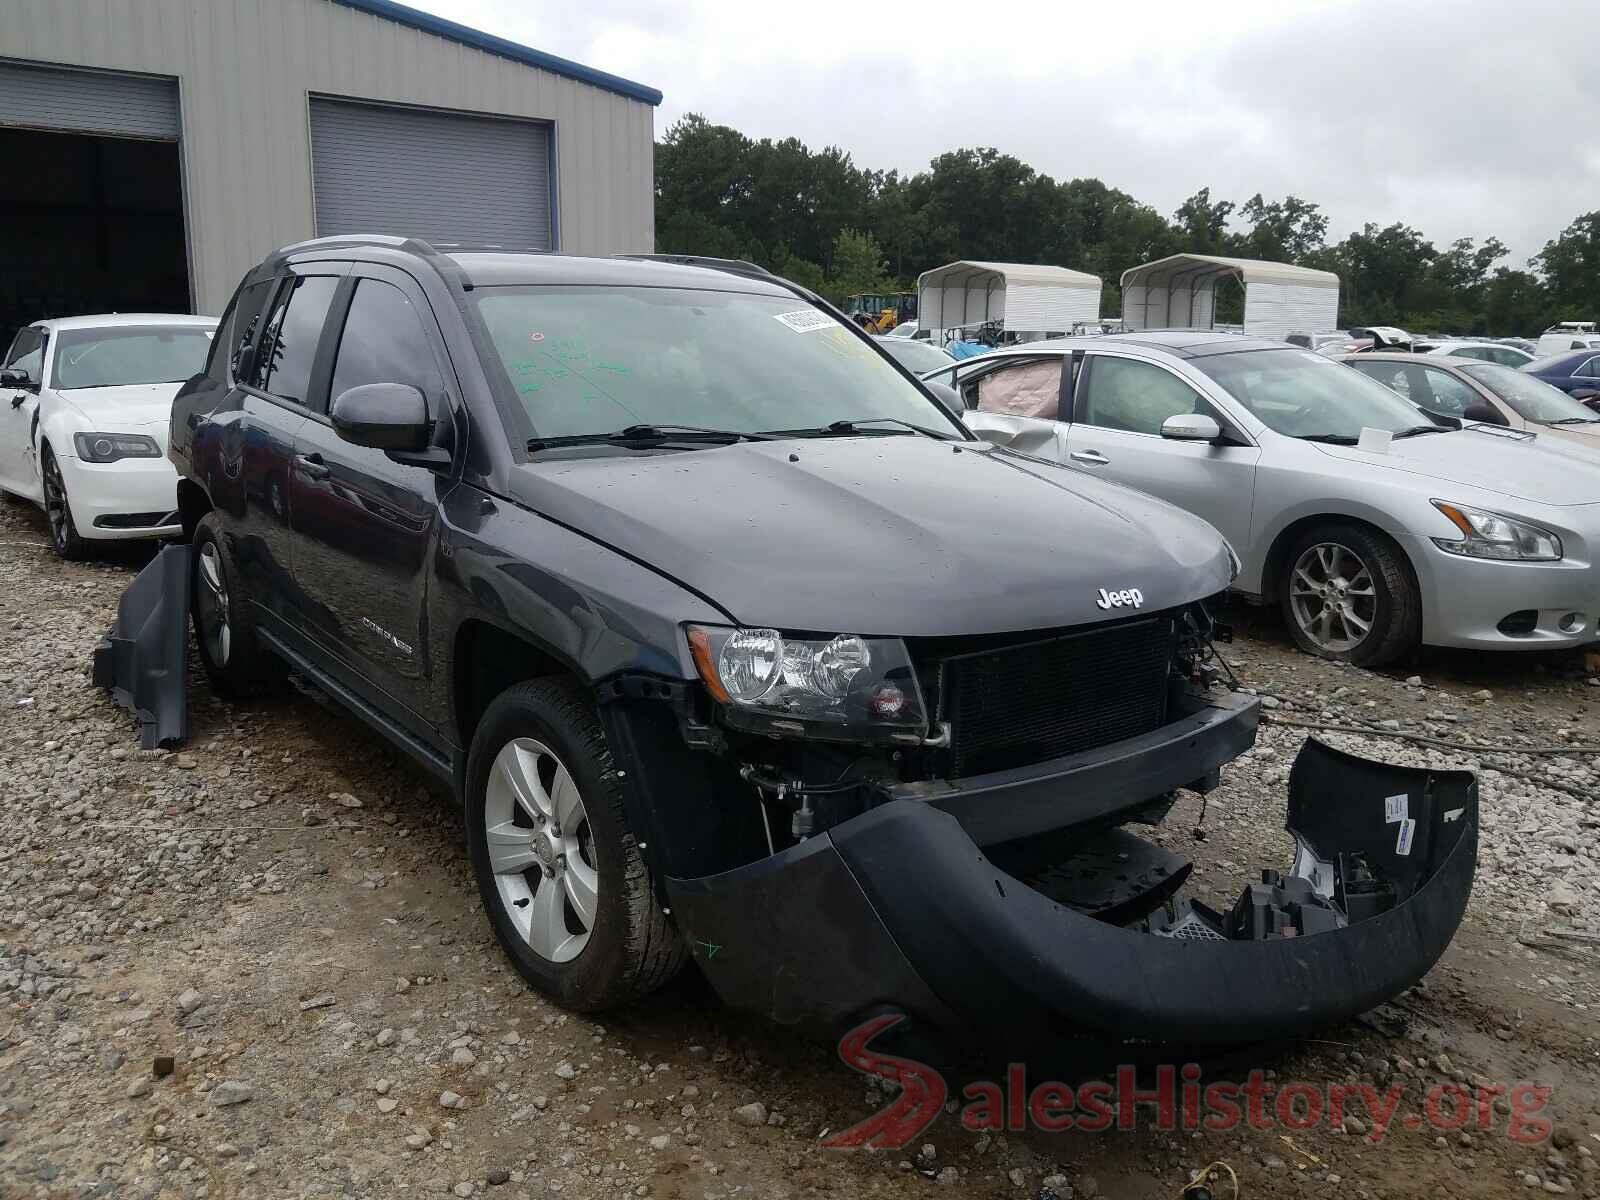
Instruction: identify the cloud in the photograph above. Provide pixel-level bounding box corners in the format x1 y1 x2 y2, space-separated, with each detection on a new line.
419 0 1597 266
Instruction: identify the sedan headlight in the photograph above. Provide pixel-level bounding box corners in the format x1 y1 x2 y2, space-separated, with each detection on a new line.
1431 500 1562 561
73 432 162 463
687 625 928 740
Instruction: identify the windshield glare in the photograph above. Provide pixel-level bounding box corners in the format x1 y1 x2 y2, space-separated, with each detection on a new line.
875 337 954 374
473 286 963 442
1462 362 1599 423
53 326 214 390
1194 347 1430 438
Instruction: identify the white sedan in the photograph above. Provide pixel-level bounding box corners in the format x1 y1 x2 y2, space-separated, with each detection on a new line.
0 314 216 558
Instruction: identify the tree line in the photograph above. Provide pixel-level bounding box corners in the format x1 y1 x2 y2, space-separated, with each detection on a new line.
655 114 1600 335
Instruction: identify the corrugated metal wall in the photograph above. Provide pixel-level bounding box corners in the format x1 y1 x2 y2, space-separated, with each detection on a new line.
0 0 655 315
1243 283 1339 341
0 60 180 139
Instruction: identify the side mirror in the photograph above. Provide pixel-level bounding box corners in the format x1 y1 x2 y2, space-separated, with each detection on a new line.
329 383 431 451
923 380 965 415
1462 401 1508 427
1160 413 1222 442
0 367 31 389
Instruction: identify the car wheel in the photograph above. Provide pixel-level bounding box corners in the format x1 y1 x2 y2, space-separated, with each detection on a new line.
465 679 686 1012
40 445 86 560
1281 523 1419 667
191 512 286 696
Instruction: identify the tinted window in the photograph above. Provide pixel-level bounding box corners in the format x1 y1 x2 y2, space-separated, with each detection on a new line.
1453 346 1492 361
5 327 45 383
330 279 444 402
1079 356 1203 435
52 326 215 389
1350 360 1478 414
258 276 338 405
1460 362 1600 424
249 284 290 390
225 278 278 382
1579 357 1600 380
1286 334 1310 348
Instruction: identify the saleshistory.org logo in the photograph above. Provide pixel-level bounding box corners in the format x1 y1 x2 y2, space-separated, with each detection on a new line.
1095 586 1144 610
821 1016 1555 1150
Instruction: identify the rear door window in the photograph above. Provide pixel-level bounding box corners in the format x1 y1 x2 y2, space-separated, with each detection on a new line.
255 276 339 405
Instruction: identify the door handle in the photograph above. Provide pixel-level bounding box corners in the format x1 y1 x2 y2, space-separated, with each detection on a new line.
1070 449 1109 465
295 452 330 480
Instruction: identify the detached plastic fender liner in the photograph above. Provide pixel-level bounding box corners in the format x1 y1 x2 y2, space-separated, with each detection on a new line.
91 543 190 749
833 739 1476 1047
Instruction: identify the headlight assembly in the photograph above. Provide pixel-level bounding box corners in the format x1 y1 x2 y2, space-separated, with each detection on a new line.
73 432 162 463
1431 500 1562 562
687 625 928 740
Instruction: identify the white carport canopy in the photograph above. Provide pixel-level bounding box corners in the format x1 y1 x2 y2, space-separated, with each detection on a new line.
1119 254 1340 340
917 261 1102 336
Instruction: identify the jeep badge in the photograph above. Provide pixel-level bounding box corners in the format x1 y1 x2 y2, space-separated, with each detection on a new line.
1096 587 1144 610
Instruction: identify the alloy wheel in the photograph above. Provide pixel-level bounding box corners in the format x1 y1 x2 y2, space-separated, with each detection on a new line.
1288 541 1377 653
42 455 68 551
483 737 598 964
196 542 233 666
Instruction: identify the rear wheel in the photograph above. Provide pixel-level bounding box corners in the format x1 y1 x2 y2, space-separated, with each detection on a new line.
40 446 86 560
465 679 685 1011
191 512 285 696
1280 522 1418 667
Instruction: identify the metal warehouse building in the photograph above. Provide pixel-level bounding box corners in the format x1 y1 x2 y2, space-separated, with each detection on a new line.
0 0 660 337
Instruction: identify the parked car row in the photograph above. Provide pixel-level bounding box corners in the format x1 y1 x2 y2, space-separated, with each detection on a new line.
927 332 1600 667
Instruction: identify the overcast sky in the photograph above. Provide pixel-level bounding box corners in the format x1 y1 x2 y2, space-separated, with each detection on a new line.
417 0 1595 268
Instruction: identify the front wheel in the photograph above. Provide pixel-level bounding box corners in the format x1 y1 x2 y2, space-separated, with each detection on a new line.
1280 523 1419 667
465 679 685 1011
40 446 86 560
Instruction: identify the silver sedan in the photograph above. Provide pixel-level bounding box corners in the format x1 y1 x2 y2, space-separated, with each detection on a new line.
925 332 1600 666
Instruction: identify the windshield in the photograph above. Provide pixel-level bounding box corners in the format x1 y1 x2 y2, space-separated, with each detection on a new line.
1193 347 1431 439
473 286 964 443
52 326 215 390
875 337 954 374
1461 362 1600 423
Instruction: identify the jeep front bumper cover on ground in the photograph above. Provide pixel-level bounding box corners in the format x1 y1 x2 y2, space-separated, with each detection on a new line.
90 543 190 750
667 738 1477 1053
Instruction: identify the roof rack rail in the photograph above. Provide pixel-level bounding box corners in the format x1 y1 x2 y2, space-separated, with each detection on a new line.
617 254 774 281
271 233 444 259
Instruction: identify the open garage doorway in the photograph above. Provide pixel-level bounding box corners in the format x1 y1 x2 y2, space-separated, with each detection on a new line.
0 127 190 347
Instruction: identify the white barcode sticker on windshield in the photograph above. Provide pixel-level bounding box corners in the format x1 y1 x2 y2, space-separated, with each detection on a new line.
773 309 834 334
1384 793 1408 824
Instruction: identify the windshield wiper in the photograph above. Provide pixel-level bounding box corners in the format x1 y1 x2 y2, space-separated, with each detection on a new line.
1546 416 1600 425
1393 424 1448 438
1296 433 1359 444
792 417 958 441
527 424 777 453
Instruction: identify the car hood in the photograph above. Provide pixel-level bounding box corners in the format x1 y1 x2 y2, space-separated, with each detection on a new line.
506 437 1235 636
57 383 182 434
1307 426 1600 506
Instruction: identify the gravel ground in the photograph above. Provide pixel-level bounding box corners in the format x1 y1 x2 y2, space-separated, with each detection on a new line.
2 493 1598 1200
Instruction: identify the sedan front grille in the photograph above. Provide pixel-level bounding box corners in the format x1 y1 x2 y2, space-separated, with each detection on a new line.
933 616 1177 777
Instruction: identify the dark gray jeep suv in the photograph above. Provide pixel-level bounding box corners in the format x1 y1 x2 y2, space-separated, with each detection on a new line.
155 236 1475 1056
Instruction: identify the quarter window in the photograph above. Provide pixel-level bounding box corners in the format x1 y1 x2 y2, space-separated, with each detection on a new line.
223 278 279 382
1078 356 1206 435
1577 357 1600 380
329 279 444 403
255 276 338 405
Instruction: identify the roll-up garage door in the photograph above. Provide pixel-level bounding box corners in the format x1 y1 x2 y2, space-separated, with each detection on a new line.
309 98 552 248
0 61 179 140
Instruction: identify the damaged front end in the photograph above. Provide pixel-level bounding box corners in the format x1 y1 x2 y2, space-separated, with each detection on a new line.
604 605 1477 1054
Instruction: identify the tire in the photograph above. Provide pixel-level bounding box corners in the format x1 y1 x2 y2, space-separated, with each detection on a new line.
465 679 685 1011
1280 522 1419 668
191 512 286 696
40 445 87 560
